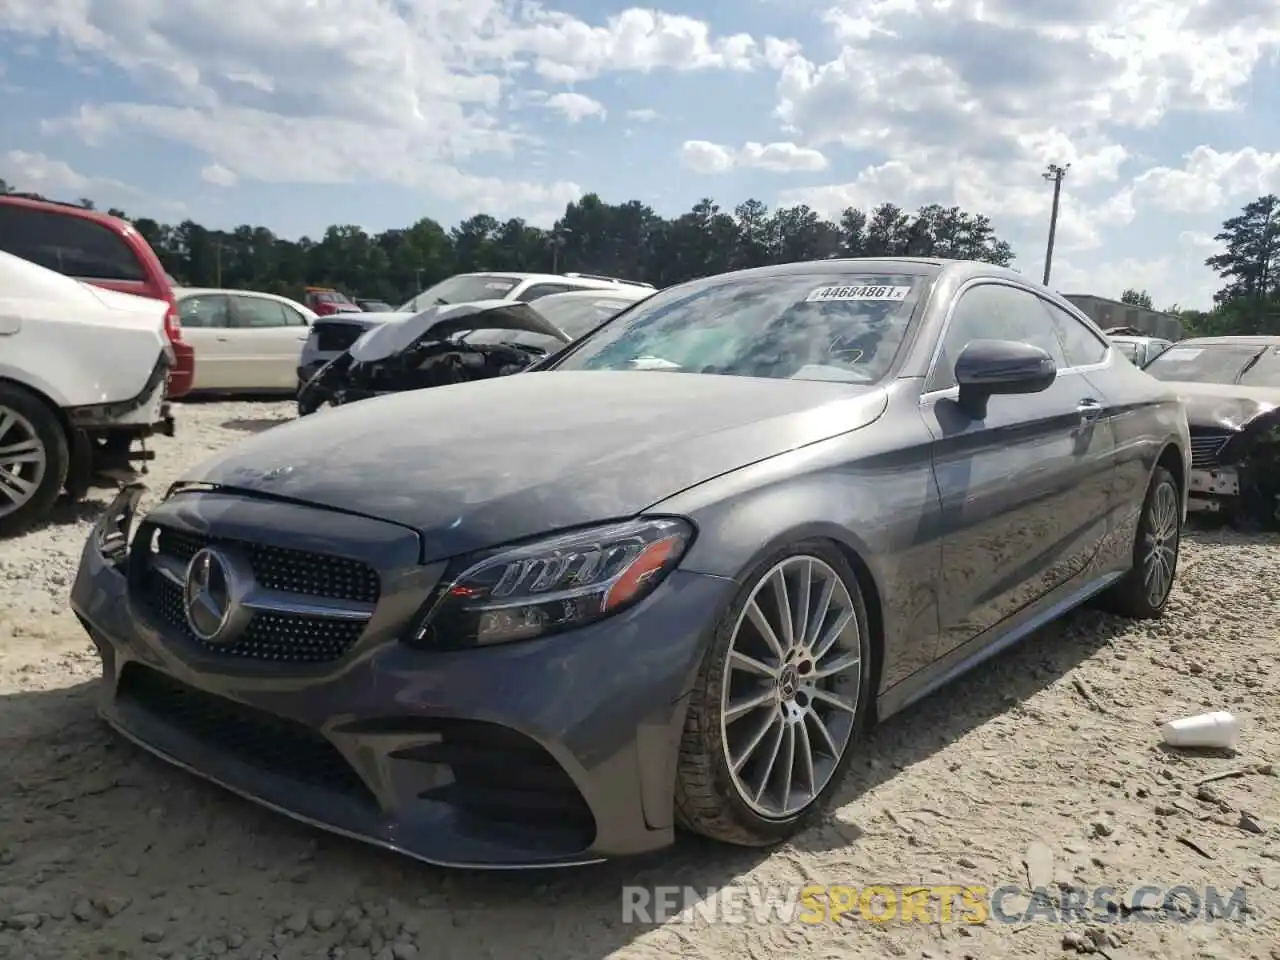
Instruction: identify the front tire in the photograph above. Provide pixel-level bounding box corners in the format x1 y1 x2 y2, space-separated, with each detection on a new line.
0 384 69 538
1100 465 1180 619
674 541 873 846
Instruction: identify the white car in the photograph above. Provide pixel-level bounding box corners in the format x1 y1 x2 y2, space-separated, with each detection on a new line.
0 250 175 536
175 288 318 392
394 271 654 316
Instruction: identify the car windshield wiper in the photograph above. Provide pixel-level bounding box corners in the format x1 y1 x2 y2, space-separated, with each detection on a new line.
1234 349 1267 383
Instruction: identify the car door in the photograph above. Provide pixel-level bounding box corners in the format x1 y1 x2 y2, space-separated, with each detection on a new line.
226 295 310 389
921 280 1117 658
177 294 235 390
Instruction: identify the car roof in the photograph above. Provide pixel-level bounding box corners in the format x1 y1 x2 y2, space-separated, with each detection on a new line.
0 194 130 228
455 271 652 291
680 256 1016 285
534 287 651 303
1177 335 1280 347
175 287 311 309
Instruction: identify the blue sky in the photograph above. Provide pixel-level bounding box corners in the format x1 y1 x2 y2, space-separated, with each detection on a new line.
3 0 1279 309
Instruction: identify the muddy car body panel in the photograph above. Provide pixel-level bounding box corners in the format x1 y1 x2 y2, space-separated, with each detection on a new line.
71 258 1189 868
1141 336 1280 525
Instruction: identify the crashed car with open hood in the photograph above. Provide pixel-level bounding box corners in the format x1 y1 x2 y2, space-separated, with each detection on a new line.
296 288 647 414
1140 335 1280 527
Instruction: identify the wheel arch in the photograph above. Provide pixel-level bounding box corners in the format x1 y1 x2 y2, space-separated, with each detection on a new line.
708 520 888 728
1156 440 1185 494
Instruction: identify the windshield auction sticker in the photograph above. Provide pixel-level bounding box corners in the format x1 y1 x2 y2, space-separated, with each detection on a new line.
805 285 911 302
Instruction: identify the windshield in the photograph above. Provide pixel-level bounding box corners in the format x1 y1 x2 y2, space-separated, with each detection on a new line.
396 274 519 312
550 272 925 383
1143 343 1271 385
1240 346 1280 387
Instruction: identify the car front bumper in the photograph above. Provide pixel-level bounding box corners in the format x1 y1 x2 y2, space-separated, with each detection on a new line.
70 488 733 868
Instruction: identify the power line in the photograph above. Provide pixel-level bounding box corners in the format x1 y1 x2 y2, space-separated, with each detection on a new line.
1042 163 1070 286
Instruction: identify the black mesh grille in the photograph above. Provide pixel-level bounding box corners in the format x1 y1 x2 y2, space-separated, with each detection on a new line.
156 528 379 605
145 573 367 662
116 663 376 806
314 323 367 353
137 525 378 664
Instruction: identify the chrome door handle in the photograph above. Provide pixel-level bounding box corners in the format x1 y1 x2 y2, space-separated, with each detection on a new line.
1077 398 1103 421
215 336 230 342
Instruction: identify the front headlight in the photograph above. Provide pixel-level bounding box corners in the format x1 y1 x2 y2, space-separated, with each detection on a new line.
412 517 693 649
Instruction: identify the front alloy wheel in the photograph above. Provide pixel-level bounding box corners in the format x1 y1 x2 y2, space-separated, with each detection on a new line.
675 542 872 846
1142 476 1179 609
1099 464 1181 619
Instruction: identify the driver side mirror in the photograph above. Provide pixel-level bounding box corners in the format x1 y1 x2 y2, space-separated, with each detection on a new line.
954 339 1056 419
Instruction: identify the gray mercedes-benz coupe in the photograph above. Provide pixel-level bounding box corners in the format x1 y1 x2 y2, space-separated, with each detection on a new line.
71 258 1190 868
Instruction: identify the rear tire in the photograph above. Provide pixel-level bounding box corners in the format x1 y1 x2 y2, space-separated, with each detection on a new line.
0 383 70 538
1099 465 1180 619
674 541 872 846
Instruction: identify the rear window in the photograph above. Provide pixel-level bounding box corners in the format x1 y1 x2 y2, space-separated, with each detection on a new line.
1143 344 1266 385
553 273 925 383
397 274 520 311
0 204 145 282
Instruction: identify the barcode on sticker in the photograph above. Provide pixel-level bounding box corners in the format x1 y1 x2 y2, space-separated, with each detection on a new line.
805 285 910 302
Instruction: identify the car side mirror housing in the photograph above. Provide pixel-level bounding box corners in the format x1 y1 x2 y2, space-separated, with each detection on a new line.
954 339 1057 418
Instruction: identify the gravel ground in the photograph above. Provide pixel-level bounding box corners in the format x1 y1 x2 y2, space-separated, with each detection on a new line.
1 399 1278 960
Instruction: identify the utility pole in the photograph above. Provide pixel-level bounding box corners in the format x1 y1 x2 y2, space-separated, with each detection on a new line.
1042 162 1069 286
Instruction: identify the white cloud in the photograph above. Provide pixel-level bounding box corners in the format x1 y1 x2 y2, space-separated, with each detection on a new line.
770 0 1280 306
200 163 237 188
1 0 788 215
1131 146 1280 213
679 140 828 174
626 108 660 122
0 149 135 197
543 92 606 123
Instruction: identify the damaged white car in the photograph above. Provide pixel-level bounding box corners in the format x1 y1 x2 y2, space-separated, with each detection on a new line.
0 251 175 536
1141 335 1280 529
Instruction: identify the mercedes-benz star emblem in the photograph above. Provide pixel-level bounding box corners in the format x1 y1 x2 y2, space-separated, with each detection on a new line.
184 547 235 642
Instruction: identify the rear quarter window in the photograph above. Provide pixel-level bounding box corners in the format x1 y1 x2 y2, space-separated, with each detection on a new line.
0 204 146 282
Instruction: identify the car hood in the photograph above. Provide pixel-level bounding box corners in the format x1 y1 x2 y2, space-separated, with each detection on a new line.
348 300 565 362
1166 381 1280 431
182 371 889 562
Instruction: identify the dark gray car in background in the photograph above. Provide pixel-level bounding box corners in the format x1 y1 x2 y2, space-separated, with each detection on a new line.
71 258 1190 868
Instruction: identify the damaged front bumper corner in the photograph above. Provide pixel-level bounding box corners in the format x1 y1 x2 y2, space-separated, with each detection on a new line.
1187 415 1280 525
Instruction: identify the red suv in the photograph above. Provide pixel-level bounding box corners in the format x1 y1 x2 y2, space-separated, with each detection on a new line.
0 196 195 397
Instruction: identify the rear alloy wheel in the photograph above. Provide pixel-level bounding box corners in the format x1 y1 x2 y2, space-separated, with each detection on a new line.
1100 465 1180 619
0 384 69 537
675 542 872 846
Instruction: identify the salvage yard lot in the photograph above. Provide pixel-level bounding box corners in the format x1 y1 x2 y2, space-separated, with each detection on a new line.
1 401 1278 960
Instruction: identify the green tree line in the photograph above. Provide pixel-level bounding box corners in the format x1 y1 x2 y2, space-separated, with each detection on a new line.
2 177 1274 336
0 178 1013 299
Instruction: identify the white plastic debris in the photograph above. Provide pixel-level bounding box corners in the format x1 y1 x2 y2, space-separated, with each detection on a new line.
1159 711 1240 750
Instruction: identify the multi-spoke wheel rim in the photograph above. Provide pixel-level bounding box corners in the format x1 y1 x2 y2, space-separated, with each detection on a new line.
1143 480 1179 607
720 555 862 819
0 406 46 519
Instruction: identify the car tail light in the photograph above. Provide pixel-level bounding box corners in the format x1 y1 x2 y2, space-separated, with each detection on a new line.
163 301 183 341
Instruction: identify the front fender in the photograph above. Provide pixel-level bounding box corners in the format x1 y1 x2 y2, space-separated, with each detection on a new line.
650 412 943 693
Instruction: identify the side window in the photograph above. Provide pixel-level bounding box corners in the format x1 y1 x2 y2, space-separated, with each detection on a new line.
178 295 230 328
1040 300 1108 367
0 205 146 282
515 283 575 302
928 284 1066 392
231 295 288 328
280 304 308 326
